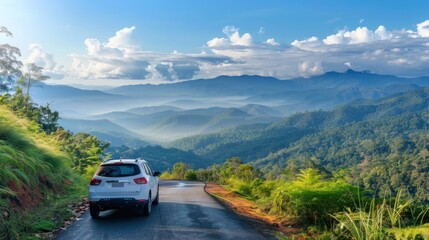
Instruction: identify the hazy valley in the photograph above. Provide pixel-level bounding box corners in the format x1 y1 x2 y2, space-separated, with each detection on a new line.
31 70 429 145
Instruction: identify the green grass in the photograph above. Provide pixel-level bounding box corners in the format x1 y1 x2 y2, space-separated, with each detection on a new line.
390 224 429 239
0 105 84 239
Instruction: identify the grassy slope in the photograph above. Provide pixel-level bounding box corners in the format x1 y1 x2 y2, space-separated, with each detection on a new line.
0 105 85 239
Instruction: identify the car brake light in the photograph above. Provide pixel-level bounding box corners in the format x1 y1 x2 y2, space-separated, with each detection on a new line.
90 178 102 186
114 162 123 164
133 177 147 184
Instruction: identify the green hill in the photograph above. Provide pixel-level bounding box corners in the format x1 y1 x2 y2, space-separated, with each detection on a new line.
0 105 84 238
59 118 149 147
170 88 429 201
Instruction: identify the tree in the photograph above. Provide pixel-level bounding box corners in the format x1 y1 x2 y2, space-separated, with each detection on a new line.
0 26 22 92
39 104 60 134
171 162 188 179
63 132 110 173
18 63 49 98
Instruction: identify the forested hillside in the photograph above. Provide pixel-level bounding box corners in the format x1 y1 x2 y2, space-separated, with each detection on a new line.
0 93 108 238
108 145 207 171
171 88 429 201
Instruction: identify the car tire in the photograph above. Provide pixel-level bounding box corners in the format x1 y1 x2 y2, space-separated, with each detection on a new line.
90 204 100 218
143 194 151 216
153 187 159 206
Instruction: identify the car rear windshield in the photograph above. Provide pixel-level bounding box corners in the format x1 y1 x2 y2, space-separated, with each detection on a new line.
95 164 141 177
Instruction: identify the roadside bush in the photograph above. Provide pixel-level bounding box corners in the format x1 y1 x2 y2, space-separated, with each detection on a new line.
184 170 198 181
159 171 172 179
270 169 363 226
250 179 278 198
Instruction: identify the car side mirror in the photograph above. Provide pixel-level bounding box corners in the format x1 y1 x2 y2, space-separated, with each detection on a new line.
153 171 161 177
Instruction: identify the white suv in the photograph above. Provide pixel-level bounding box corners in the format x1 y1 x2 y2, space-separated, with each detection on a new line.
88 158 160 218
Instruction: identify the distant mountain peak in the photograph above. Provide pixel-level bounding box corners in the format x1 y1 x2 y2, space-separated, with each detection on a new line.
324 69 370 76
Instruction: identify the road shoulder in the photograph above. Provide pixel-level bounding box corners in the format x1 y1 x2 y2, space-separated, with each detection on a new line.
204 182 302 239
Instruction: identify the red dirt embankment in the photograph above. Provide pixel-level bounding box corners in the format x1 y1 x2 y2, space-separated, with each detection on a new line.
204 183 302 237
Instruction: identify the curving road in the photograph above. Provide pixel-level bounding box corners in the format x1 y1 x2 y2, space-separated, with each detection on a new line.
55 180 270 240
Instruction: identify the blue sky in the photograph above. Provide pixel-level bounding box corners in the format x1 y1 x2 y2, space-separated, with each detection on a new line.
1 0 429 86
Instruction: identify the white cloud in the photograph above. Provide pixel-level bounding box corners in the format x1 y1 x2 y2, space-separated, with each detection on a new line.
389 58 410 65
222 25 252 46
291 36 320 51
65 20 429 84
25 44 64 79
344 62 352 68
323 26 392 45
106 26 138 51
69 27 219 81
206 25 254 58
298 61 324 77
265 38 280 46
259 27 265 34
417 20 429 37
207 37 229 48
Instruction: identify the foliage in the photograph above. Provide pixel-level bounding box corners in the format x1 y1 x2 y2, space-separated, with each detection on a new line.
268 169 364 226
0 104 81 239
108 145 206 172
5 87 61 134
183 157 429 237
0 26 22 92
330 190 422 240
17 63 49 97
160 162 198 180
184 170 198 181
63 132 110 175
172 88 429 202
0 27 110 239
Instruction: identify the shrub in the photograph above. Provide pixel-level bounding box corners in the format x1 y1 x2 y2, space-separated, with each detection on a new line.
184 170 198 181
270 169 363 226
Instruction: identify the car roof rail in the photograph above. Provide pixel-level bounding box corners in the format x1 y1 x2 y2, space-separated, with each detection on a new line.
103 158 118 163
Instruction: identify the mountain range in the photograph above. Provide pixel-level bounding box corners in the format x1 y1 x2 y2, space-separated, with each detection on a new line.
167 88 429 200
31 70 429 144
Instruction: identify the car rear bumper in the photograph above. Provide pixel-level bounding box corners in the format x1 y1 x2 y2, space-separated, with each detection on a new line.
90 198 147 210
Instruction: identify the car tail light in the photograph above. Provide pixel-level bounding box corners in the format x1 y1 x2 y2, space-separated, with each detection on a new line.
114 162 123 164
133 177 147 184
90 178 102 186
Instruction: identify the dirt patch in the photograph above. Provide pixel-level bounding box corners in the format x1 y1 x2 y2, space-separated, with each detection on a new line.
54 197 89 232
42 197 89 239
204 183 302 238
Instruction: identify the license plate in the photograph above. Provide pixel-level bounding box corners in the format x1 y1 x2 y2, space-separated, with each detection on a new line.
112 182 124 187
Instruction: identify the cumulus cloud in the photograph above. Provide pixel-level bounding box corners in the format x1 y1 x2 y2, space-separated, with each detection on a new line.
265 38 280 46
206 26 255 58
417 20 429 37
291 36 321 51
25 44 64 79
69 26 214 81
298 61 324 77
67 20 429 83
106 26 138 51
322 26 392 45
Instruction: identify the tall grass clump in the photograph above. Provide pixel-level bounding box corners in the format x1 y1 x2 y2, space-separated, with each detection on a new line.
269 168 365 227
331 189 428 240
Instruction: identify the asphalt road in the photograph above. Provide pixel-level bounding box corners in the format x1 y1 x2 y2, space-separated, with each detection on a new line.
55 180 269 240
